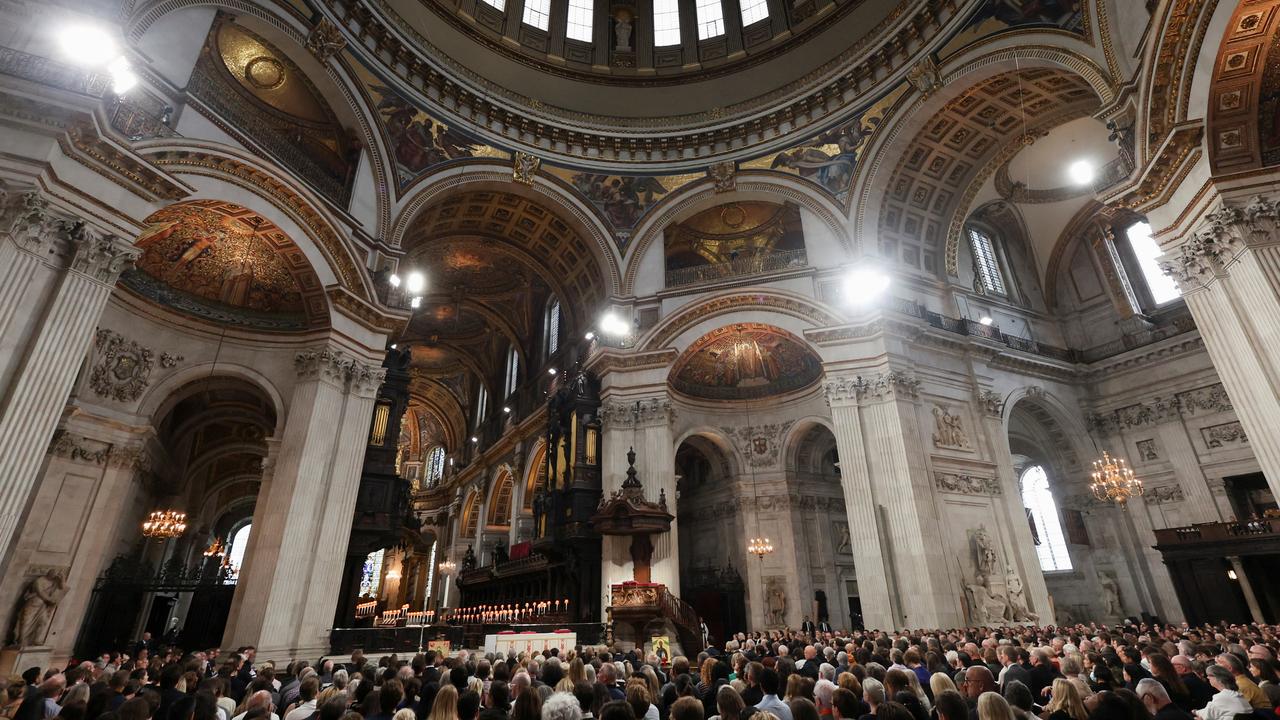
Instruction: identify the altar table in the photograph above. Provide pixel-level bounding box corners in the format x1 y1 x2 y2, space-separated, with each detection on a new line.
484 631 577 655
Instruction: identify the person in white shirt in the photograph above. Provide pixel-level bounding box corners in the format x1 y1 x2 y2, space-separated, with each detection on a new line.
232 690 281 720
283 678 320 720
1196 666 1252 720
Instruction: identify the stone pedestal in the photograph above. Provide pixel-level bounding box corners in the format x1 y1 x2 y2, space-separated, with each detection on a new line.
0 645 52 679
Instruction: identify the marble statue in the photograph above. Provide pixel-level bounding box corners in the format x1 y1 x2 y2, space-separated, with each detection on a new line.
933 406 970 448
614 16 633 52
1004 567 1039 623
972 525 998 581
966 576 1011 625
765 579 787 626
11 568 67 647
1100 573 1123 618
462 544 477 572
835 523 851 554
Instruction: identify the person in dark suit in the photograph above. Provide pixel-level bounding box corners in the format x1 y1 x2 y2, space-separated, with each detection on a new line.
1135 678 1194 720
998 647 1031 692
801 617 816 636
818 620 832 634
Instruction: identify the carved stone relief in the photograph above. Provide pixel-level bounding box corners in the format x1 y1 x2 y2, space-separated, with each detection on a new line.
721 420 795 469
1087 383 1233 434
764 576 787 626
1202 421 1247 448
931 405 970 449
1135 439 1159 461
1143 484 1185 505
89 329 183 403
934 472 1001 496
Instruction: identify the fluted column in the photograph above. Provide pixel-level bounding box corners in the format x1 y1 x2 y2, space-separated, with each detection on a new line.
598 396 677 616
0 197 139 572
224 347 384 659
823 375 893 630
1163 195 1280 502
1154 421 1220 522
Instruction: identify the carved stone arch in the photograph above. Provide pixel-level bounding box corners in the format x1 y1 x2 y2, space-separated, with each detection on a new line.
486 465 516 529
140 143 375 304
141 362 286 437
126 0 395 236
621 173 851 295
852 45 1114 277
388 162 620 297
637 288 843 354
781 416 838 476
460 487 484 538
1002 386 1094 482
521 440 549 513
1042 200 1145 309
672 427 742 494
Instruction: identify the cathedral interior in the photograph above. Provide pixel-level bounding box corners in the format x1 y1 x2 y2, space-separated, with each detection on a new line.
2 0 1280 666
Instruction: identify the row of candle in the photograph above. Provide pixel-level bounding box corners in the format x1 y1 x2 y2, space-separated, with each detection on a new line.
447 599 571 624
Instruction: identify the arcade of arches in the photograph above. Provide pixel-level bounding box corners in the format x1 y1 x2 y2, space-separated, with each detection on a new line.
4 0 1280 667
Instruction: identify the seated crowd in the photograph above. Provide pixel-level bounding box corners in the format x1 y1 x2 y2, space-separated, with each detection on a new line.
4 623 1279 720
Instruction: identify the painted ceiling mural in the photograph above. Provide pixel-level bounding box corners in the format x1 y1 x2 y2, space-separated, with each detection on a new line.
342 0 1084 249
669 323 823 401
664 201 806 284
125 200 327 330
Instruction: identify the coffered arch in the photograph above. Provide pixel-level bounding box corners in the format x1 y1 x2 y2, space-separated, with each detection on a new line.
852 47 1113 278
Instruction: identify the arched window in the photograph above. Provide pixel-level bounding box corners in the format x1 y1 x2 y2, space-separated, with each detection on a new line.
425 446 446 487
545 298 561 358
479 0 504 10
653 0 681 46
523 0 550 30
504 346 519 397
1124 221 1181 306
739 0 769 24
968 227 1008 296
696 0 725 39
1020 465 1072 571
227 523 251 581
474 385 489 429
566 0 593 41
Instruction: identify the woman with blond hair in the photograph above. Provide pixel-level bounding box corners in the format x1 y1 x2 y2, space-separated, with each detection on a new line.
976 693 1016 720
429 685 460 720
929 674 958 699
1040 680 1086 720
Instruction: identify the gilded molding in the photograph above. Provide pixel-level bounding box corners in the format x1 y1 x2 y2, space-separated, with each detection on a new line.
306 17 347 61
511 152 540 186
641 291 842 352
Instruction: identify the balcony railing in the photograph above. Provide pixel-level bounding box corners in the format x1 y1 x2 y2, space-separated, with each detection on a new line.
665 248 808 288
1154 518 1280 545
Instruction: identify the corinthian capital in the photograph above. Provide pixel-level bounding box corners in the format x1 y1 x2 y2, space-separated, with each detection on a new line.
296 347 353 386
349 360 388 397
824 370 920 406
67 222 140 284
2 189 64 255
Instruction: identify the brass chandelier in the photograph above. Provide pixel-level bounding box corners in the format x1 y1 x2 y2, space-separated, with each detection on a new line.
748 536 774 558
142 510 187 539
1090 451 1143 505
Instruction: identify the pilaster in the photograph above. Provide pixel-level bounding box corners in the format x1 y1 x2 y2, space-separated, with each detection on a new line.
0 210 139 573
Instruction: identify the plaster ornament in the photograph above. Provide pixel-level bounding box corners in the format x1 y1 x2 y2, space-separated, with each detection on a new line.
512 151 541 185
306 17 347 61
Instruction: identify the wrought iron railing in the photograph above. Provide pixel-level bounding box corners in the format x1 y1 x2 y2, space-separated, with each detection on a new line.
1154 518 1280 545
665 249 808 288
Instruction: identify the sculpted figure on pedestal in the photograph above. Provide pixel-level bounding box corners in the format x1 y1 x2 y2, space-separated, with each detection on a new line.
11 568 67 647
765 579 787 626
1004 567 1038 623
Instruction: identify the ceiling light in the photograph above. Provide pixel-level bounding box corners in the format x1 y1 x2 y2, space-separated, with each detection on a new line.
107 57 137 94
584 331 595 341
471 436 478 443
389 273 401 288
979 316 993 326
410 296 421 308
548 368 557 376
390 343 398 349
59 25 118 66
405 271 425 294
503 406 511 414
599 312 631 337
1068 159 1095 185
843 266 891 306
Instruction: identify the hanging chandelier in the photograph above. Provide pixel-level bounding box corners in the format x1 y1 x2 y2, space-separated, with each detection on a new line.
438 558 457 576
747 536 774 559
142 510 187 539
1090 451 1143 505
203 536 226 557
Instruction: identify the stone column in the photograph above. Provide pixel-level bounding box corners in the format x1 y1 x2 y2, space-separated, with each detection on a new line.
224 347 384 660
1162 195 1280 502
1226 555 1264 623
823 375 893 630
0 200 139 572
598 397 678 614
1153 420 1220 522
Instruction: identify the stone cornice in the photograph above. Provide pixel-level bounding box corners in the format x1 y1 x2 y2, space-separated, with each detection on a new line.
1085 382 1232 435
322 0 967 170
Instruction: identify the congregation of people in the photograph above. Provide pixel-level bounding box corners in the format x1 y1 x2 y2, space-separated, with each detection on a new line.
4 622 1279 720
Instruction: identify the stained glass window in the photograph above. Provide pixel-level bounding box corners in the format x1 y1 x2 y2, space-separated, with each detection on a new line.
359 548 386 597
968 228 1007 295
425 446 445 487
